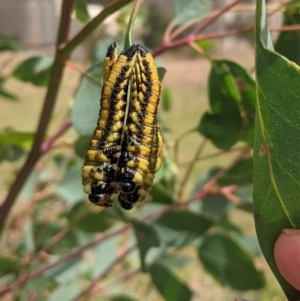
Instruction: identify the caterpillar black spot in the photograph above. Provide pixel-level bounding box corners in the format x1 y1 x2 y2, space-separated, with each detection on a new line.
82 44 138 207
82 43 163 209
118 45 163 209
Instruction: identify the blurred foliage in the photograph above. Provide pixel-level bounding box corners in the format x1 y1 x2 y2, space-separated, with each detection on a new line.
0 0 297 300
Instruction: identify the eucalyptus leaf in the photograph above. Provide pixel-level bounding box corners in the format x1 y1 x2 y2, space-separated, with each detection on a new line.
162 87 172 112
173 0 211 26
12 56 53 87
0 35 24 51
48 281 81 301
74 0 90 22
0 143 24 162
254 0 300 299
150 263 193 301
131 220 160 271
66 203 114 233
0 130 34 145
198 232 265 290
93 236 118 278
0 79 17 100
110 295 138 301
54 160 85 205
74 135 91 159
218 158 253 186
197 60 256 149
0 254 20 274
71 62 103 135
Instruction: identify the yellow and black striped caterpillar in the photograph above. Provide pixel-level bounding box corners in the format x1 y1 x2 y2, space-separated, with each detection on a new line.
81 43 163 210
118 46 163 209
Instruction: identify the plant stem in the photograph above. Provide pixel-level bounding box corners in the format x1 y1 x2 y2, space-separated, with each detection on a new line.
0 224 131 297
70 244 136 301
177 139 207 201
0 0 75 232
152 0 244 57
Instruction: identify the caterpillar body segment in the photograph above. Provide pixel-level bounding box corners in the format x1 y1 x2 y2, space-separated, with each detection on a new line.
82 43 163 209
117 46 163 209
103 42 118 83
82 44 138 207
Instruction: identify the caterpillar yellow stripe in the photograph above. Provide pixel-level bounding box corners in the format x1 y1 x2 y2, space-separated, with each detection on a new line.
82 44 138 207
81 43 163 210
118 45 163 209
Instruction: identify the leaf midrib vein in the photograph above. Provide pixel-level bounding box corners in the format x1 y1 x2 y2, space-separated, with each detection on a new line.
256 85 296 228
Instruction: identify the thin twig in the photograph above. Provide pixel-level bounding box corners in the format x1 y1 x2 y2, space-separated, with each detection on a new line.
152 0 244 57
177 139 207 201
0 0 75 232
70 245 136 301
41 120 72 154
0 224 131 297
178 146 246 167
0 0 134 232
90 268 139 299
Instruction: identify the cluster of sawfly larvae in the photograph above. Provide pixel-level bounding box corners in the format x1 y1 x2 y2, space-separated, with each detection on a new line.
82 43 163 210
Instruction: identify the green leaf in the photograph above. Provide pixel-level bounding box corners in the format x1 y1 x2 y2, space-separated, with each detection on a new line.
274 1 300 64
197 60 256 149
157 66 167 81
155 209 213 236
0 35 24 51
48 282 81 301
162 87 172 112
93 236 118 277
0 79 18 100
254 0 300 299
54 160 86 205
198 232 265 290
0 130 34 145
16 276 52 301
0 143 24 162
0 254 20 274
151 157 177 205
34 222 79 254
150 263 193 301
74 135 91 158
197 194 233 218
218 158 253 186
159 254 191 269
12 56 53 87
110 295 138 301
45 256 81 282
154 210 214 248
66 203 114 233
150 184 174 205
173 0 211 26
131 220 160 271
74 0 90 22
71 62 103 135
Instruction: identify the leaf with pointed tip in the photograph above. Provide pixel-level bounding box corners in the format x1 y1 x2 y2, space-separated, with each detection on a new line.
12 56 53 87
0 35 24 51
71 62 103 135
131 220 160 271
254 0 300 299
74 0 90 22
0 254 20 274
150 263 193 301
198 233 265 290
197 60 255 149
173 0 211 26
